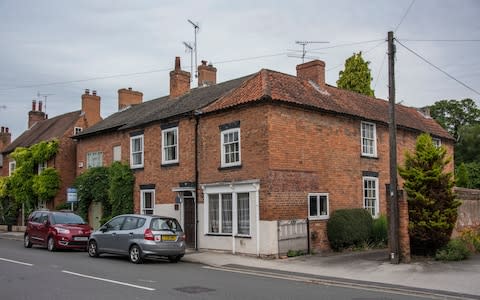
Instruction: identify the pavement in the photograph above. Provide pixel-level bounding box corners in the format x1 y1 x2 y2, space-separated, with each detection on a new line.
2 230 479 299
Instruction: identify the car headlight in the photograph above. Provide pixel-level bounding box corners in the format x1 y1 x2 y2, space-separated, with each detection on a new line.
55 227 70 234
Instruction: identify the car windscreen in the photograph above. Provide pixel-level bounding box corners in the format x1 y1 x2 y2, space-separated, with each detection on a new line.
150 218 182 232
51 213 86 225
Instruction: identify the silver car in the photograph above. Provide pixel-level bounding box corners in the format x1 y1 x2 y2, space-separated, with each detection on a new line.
87 214 186 264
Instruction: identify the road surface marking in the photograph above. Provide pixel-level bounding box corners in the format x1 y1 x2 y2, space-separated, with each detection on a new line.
0 257 33 266
62 270 155 291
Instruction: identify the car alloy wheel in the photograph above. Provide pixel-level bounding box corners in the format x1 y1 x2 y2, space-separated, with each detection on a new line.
47 237 56 252
129 245 143 264
88 240 99 257
24 234 32 248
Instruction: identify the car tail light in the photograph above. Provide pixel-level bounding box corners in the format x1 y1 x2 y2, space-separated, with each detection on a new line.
144 228 154 241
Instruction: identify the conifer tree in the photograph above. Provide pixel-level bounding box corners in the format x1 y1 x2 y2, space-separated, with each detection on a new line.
337 52 375 97
398 134 460 254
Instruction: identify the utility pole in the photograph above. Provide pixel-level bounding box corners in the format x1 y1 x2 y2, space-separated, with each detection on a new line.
388 31 400 264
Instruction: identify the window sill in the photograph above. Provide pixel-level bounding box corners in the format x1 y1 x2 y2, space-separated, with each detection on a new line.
161 162 179 168
205 233 252 238
130 166 144 171
218 164 242 171
360 155 378 160
308 216 329 221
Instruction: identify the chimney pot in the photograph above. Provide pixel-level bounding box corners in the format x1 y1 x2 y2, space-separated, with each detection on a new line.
128 87 132 91
85 89 90 95
38 100 43 112
92 90 97 96
32 100 37 111
170 57 191 99
202 60 207 66
5 127 9 133
175 56 181 70
1 126 4 133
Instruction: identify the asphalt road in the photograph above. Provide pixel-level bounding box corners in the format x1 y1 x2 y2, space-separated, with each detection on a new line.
0 239 436 300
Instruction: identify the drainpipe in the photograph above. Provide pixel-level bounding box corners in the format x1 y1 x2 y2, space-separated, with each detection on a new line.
254 183 260 257
194 110 202 251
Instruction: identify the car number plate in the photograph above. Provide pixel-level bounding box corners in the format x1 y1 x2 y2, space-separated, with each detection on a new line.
161 235 177 241
74 236 88 241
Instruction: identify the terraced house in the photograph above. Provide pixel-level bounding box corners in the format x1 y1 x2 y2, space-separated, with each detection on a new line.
1 92 102 210
74 57 452 256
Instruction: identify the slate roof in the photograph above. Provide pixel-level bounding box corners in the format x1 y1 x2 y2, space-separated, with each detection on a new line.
2 110 81 154
75 67 452 141
75 74 254 138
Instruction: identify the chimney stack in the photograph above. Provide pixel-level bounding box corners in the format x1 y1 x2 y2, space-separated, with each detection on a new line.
38 100 43 112
81 89 102 127
169 56 191 99
28 99 46 128
296 60 326 88
0 126 12 155
118 87 143 111
198 60 217 87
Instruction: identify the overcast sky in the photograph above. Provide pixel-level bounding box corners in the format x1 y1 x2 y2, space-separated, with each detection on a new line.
1 0 479 139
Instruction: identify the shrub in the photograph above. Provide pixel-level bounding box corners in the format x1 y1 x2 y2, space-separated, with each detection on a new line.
460 228 480 253
371 215 388 245
327 208 373 251
435 238 470 261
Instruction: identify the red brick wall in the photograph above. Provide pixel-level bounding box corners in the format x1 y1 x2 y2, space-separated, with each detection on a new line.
76 118 197 214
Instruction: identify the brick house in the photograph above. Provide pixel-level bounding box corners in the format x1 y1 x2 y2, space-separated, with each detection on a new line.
1 91 102 211
74 57 453 256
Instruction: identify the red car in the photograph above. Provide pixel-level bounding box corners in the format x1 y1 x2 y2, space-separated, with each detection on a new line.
24 210 92 251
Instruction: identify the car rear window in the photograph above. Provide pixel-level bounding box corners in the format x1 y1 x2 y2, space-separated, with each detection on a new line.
51 213 86 225
150 218 182 232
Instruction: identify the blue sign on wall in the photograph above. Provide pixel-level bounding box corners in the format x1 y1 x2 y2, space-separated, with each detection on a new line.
67 187 78 203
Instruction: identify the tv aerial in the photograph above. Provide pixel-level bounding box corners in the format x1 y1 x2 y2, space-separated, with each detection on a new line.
288 41 329 63
187 19 200 79
37 91 55 114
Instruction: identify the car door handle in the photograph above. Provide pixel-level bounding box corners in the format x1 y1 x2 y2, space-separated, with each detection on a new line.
129 232 134 235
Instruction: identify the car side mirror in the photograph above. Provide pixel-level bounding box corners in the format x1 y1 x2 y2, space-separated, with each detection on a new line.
99 225 108 233
43 220 49 226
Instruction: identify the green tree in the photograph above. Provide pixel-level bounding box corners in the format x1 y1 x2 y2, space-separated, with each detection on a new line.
108 162 134 217
455 124 480 164
337 52 375 97
461 162 480 189
32 168 61 202
74 167 111 223
398 133 460 255
429 99 480 141
455 163 469 188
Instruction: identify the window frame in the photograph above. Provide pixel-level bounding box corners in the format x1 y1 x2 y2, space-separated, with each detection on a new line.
363 176 379 217
162 127 179 164
8 160 16 176
432 138 442 148
86 151 103 169
113 145 121 162
37 161 47 174
74 127 83 135
140 189 155 215
308 193 329 220
130 134 144 169
205 191 251 236
361 121 377 157
220 128 241 168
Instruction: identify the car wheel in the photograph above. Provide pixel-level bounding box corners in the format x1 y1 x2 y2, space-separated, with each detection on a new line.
88 240 99 257
47 236 56 252
129 245 143 264
168 255 182 263
24 234 32 248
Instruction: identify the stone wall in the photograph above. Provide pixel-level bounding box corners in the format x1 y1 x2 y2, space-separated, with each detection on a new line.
453 187 480 236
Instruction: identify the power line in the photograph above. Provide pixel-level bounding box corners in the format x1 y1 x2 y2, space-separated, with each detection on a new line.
213 52 288 65
396 39 480 96
397 39 480 42
0 67 172 91
309 39 384 52
394 0 416 33
326 41 386 72
374 52 387 90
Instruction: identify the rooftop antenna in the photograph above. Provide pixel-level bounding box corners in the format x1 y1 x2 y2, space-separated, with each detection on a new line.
290 41 329 63
37 91 55 114
187 19 200 79
183 41 194 82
